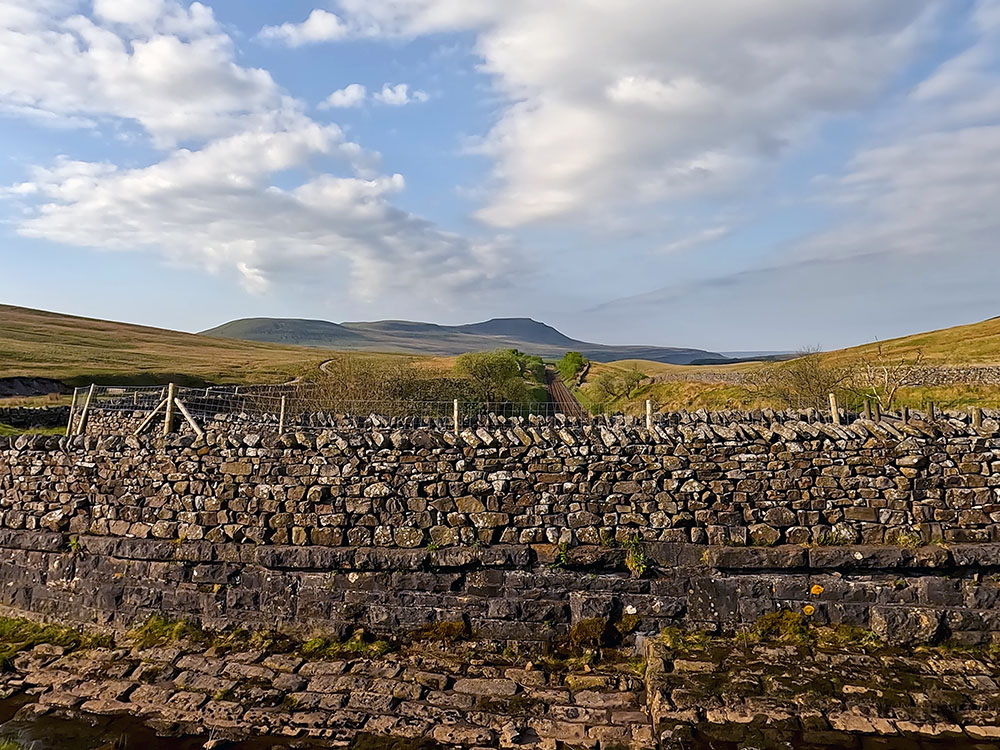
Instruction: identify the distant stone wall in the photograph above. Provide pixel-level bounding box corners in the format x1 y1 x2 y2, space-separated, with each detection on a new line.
655 364 1000 388
0 406 68 429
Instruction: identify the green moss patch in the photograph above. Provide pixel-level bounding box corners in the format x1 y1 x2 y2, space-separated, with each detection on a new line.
0 616 101 671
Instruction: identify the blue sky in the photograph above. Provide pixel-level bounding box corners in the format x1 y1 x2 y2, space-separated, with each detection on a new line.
1 0 999 352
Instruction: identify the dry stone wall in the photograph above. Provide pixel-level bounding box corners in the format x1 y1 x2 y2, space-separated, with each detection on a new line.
2 413 1000 648
0 406 68 429
9 410 1000 548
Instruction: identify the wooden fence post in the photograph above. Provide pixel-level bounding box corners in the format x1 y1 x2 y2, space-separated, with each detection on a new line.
76 384 95 436
163 383 176 437
973 407 983 429
453 399 459 435
66 388 79 437
863 401 872 420
279 396 287 433
873 402 881 422
901 406 909 425
829 393 841 426
172 396 204 439
645 399 652 430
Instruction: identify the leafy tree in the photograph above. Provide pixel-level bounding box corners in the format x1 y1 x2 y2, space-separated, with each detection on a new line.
557 351 587 381
589 366 648 404
622 366 645 397
455 350 530 403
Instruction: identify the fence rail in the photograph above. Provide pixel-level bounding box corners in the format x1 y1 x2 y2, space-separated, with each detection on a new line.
64 382 990 438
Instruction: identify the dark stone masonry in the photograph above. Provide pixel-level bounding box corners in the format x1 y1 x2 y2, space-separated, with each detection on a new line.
3 408 1000 747
0 405 69 429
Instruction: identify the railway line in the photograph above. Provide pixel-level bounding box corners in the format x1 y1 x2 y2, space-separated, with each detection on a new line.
545 368 589 418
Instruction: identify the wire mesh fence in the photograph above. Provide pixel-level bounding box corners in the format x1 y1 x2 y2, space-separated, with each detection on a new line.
67 381 987 438
69 383 576 435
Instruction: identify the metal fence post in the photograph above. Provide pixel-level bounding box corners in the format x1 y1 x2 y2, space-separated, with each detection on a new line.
453 399 459 435
279 396 287 433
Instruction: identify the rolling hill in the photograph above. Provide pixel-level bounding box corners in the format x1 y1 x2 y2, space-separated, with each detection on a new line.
202 316 728 365
576 315 1000 413
0 305 358 386
822 315 1000 366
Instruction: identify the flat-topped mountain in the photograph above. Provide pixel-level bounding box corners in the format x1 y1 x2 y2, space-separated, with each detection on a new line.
202 316 729 365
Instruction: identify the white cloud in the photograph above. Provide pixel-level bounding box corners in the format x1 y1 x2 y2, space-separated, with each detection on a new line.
657 226 731 255
326 0 936 227
797 4 1000 265
372 83 428 106
0 0 285 145
321 83 367 109
258 9 347 47
12 127 511 298
586 4 1000 349
0 0 512 305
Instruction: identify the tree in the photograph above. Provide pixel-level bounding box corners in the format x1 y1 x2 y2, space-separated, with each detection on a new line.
455 350 530 403
588 366 648 405
557 351 587 382
302 355 471 415
744 347 850 410
622 366 645 397
849 344 923 411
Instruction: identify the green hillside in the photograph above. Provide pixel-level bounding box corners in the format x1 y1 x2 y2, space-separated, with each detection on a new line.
575 315 1000 413
0 305 347 386
202 316 728 365
824 316 1000 366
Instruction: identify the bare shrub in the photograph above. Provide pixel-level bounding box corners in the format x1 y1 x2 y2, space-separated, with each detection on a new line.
848 344 923 411
744 347 851 410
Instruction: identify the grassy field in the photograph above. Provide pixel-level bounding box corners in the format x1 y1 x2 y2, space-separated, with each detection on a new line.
0 422 65 437
575 316 1000 413
0 305 412 387
576 363 1000 413
824 315 1000 366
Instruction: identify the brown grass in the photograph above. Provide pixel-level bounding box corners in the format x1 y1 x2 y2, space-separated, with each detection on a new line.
0 304 422 386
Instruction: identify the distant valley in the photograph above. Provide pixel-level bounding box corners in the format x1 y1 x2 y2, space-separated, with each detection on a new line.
202 316 730 365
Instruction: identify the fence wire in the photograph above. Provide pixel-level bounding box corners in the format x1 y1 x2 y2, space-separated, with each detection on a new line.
71 382 989 436
73 383 574 433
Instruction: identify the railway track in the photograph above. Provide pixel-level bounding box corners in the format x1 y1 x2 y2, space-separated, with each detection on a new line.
545 368 589 419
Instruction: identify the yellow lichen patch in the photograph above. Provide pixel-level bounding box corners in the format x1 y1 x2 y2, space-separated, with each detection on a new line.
803 604 816 616
810 584 824 596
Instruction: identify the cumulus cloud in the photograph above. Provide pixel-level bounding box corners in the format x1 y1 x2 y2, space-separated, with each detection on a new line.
321 83 367 109
12 127 510 298
0 0 284 145
372 83 428 106
0 0 511 304
324 0 936 227
258 9 347 47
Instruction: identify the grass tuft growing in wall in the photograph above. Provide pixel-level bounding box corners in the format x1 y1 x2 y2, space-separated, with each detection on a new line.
0 616 106 671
